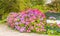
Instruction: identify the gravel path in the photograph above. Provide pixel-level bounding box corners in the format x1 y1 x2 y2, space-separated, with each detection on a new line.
0 24 48 36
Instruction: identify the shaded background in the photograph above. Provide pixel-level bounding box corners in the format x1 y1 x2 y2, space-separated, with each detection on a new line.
0 0 60 22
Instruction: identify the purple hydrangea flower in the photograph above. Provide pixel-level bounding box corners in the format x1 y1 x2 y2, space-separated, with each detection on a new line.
15 22 19 25
19 27 26 32
15 26 20 30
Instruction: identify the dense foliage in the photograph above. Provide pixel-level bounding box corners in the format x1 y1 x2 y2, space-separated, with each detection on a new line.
0 0 20 20
47 0 60 12
19 0 45 11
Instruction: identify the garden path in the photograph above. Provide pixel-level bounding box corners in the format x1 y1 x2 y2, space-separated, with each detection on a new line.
0 23 47 36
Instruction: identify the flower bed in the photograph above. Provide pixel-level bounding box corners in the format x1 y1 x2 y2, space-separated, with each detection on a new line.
7 9 60 34
46 16 60 35
7 9 46 33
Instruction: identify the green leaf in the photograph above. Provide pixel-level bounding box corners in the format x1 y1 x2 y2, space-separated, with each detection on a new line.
19 24 25 27
56 28 60 33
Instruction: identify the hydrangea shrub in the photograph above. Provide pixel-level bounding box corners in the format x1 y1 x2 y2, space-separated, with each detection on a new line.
7 9 46 33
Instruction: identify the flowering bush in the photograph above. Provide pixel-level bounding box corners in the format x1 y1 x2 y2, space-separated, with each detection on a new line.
7 9 46 33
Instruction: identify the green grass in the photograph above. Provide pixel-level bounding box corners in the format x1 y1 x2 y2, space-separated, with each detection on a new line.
0 19 7 24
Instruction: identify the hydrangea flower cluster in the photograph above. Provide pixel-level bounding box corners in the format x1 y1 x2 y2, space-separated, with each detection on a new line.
7 9 46 33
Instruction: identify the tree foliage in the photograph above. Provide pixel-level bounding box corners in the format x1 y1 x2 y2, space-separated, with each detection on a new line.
0 0 20 19
0 0 47 20
20 0 45 11
47 0 60 12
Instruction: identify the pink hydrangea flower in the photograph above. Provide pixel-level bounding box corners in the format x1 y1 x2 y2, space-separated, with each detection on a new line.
26 29 31 32
7 18 14 24
9 12 18 18
30 26 34 30
15 26 20 30
57 24 60 27
36 28 40 32
14 18 18 22
25 22 30 25
19 27 26 32
10 23 15 28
